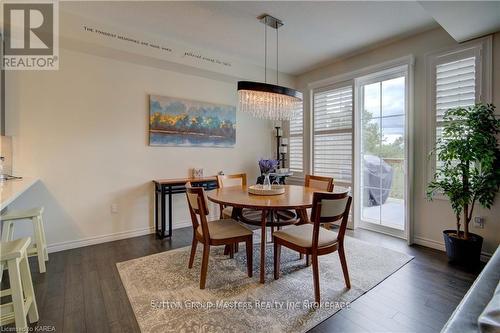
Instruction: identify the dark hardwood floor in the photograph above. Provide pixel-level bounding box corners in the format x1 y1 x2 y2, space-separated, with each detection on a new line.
2 227 480 333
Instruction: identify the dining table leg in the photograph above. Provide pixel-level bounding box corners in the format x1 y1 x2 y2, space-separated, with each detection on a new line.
296 208 309 260
224 207 243 255
295 208 310 225
260 209 268 283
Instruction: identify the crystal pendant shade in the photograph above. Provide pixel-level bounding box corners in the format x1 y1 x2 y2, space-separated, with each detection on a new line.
238 89 301 120
237 81 303 120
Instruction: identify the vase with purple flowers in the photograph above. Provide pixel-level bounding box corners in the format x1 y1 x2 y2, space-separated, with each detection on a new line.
259 159 279 190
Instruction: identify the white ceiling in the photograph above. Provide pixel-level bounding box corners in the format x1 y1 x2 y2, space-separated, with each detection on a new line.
61 1 440 75
419 1 500 42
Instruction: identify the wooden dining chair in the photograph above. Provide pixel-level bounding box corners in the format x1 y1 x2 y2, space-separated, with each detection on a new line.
186 182 253 289
305 174 334 192
275 174 333 228
273 191 352 303
304 174 336 232
217 173 247 219
279 174 334 223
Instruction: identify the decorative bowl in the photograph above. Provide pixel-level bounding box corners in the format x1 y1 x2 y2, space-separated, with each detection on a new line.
248 184 285 196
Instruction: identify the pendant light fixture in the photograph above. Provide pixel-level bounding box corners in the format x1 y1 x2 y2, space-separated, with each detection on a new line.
238 14 302 121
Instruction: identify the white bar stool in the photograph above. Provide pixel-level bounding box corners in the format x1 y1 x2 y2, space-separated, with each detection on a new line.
0 238 39 330
1 207 48 273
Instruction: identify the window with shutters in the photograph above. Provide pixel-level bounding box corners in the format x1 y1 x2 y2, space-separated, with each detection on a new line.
435 56 476 174
288 105 303 173
427 38 491 182
312 85 353 184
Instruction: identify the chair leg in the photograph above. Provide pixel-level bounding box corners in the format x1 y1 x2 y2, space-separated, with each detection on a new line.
246 239 253 277
7 222 15 240
1 220 13 242
38 216 49 261
20 254 39 323
188 237 198 269
8 258 28 330
311 254 320 304
273 241 281 280
234 242 239 253
0 222 13 281
306 254 310 267
199 244 210 289
33 217 46 273
338 245 351 289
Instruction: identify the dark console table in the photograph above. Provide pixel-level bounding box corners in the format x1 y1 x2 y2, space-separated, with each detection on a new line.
153 176 218 238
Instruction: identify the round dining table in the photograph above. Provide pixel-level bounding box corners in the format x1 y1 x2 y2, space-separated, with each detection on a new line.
207 184 349 283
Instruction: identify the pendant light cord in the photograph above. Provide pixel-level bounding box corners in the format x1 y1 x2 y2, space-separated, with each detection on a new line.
276 27 279 85
262 16 281 85
264 20 267 83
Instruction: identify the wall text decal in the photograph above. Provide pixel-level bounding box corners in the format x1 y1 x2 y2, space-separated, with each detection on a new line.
184 51 231 67
83 25 173 53
82 25 232 68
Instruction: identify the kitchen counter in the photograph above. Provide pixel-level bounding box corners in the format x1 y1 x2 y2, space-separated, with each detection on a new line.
0 177 39 211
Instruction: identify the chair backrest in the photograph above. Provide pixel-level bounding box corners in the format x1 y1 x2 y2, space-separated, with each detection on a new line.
217 173 247 188
310 191 352 247
305 174 334 192
185 182 210 241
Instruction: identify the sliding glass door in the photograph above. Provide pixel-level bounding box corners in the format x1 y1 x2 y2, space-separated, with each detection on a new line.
356 66 408 237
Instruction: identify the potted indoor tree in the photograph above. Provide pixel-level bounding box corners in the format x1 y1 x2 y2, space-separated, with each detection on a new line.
427 103 500 267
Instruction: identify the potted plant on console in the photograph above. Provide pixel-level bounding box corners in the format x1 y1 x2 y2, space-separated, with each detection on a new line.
427 103 500 268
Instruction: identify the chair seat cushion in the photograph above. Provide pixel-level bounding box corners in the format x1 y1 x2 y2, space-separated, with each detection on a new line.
197 219 253 240
0 238 31 261
273 224 338 248
222 206 233 218
1 207 43 221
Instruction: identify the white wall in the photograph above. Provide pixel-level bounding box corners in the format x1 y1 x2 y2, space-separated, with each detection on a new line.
296 28 500 256
5 47 280 251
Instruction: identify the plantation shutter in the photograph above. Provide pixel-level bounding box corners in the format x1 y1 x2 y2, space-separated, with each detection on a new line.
289 105 303 173
434 56 478 171
313 85 353 184
435 57 477 122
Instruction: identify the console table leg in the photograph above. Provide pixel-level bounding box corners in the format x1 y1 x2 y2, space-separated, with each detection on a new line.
168 185 173 237
160 185 166 238
154 183 159 237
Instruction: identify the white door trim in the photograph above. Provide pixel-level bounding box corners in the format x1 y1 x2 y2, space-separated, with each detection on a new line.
353 59 414 242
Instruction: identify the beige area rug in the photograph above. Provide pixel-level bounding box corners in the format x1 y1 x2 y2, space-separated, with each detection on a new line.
117 235 413 333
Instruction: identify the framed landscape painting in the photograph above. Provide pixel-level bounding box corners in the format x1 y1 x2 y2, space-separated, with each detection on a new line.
149 95 236 147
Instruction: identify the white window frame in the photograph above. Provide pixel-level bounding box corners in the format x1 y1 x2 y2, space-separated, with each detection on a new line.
354 64 411 240
425 37 492 198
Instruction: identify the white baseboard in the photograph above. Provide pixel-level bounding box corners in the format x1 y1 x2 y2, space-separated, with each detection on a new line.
47 220 193 253
413 236 446 251
172 220 192 230
413 235 492 262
